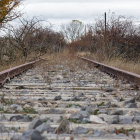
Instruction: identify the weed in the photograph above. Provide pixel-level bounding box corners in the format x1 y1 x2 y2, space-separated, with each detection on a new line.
15 110 18 113
94 110 98 115
10 127 15 130
60 116 64 120
43 120 47 123
0 108 4 111
89 109 98 115
4 99 13 105
78 52 140 75
4 110 9 113
10 127 18 132
27 115 33 120
16 86 25 89
85 120 91 123
75 104 81 107
127 128 136 132
74 98 81 101
62 72 67 76
68 118 82 124
97 102 105 107
0 108 10 113
23 108 37 114
66 104 81 108
115 127 136 135
66 104 73 108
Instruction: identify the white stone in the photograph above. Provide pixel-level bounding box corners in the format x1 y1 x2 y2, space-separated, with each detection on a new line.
90 115 106 124
17 106 23 112
56 75 63 80
65 137 71 140
47 102 52 107
23 104 30 108
33 104 38 108
91 98 95 101
38 103 43 107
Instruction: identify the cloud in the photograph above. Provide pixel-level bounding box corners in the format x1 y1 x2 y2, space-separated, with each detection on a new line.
18 1 140 31
21 2 140 18
25 0 137 4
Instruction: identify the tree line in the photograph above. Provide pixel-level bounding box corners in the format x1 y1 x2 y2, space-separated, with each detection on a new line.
0 1 140 64
63 14 140 61
0 0 66 63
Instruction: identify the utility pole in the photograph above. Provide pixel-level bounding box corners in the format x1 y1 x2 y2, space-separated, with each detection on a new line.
85 25 86 37
105 12 106 39
104 12 107 47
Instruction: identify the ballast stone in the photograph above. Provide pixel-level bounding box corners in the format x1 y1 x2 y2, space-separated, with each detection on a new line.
125 103 137 108
20 129 44 140
35 123 54 133
29 117 43 129
124 97 135 105
72 127 88 134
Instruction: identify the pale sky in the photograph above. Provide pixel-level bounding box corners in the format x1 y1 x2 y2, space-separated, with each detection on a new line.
18 0 140 31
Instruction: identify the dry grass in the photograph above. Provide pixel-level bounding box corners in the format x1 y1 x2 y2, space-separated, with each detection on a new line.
0 59 26 72
2 50 140 76
37 50 89 85
0 52 40 72
41 50 83 69
0 50 75 72
41 50 76 63
77 52 140 75
102 59 140 75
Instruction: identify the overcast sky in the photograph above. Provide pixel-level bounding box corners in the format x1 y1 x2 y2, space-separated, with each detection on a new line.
19 0 140 31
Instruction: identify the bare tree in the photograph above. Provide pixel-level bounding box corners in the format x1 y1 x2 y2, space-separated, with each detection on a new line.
7 17 42 59
67 13 140 61
61 20 84 42
6 17 66 60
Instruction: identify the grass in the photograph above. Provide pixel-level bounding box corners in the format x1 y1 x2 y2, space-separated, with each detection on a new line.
27 115 34 120
1 50 140 76
23 114 36 120
0 50 138 139
0 57 26 72
89 110 98 115
66 104 73 108
0 108 4 111
97 102 105 107
60 116 64 120
77 52 140 75
40 50 87 71
66 104 81 108
0 107 37 114
68 118 82 124
0 108 9 113
0 51 44 72
115 127 136 136
4 99 13 105
23 108 37 114
43 120 47 123
15 86 25 89
93 110 98 115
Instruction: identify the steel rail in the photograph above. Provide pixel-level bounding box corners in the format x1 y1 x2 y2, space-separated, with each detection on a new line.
0 59 45 85
80 57 140 87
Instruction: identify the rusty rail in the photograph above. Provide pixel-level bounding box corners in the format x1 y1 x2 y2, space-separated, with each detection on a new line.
0 59 43 85
1 56 140 87
80 57 140 86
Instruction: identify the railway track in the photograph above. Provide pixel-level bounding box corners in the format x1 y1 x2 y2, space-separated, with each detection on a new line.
0 56 140 140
